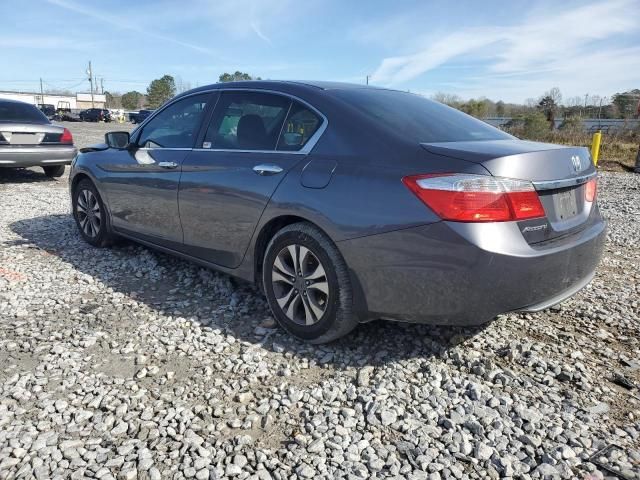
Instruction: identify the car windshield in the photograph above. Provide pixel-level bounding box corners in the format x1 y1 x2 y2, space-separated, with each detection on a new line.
0 101 49 124
333 89 512 143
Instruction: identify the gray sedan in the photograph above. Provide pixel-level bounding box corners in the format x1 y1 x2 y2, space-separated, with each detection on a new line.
69 81 606 343
0 99 77 177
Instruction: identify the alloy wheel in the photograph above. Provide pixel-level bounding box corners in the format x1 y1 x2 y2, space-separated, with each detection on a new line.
76 189 101 238
271 244 329 325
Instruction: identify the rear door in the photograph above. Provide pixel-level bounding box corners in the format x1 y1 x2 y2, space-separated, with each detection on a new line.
102 93 212 248
179 91 324 268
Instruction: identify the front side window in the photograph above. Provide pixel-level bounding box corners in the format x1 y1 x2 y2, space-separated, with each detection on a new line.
277 101 322 151
205 92 290 150
138 94 210 148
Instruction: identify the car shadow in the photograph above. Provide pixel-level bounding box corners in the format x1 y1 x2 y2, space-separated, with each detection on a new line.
8 213 490 367
0 167 63 184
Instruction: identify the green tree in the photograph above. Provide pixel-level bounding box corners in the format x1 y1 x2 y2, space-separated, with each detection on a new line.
218 71 260 82
460 99 490 118
121 91 143 110
537 95 558 129
146 75 176 108
523 111 551 140
496 101 506 117
612 89 640 118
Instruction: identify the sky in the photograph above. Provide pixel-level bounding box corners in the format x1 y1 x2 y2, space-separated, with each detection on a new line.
2 0 640 103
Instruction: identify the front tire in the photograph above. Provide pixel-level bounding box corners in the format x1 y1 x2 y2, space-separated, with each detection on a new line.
43 165 65 177
262 222 358 343
72 179 114 247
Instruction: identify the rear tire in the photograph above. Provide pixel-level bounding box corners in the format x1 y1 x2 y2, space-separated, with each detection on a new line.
72 179 115 247
43 165 65 177
262 222 359 343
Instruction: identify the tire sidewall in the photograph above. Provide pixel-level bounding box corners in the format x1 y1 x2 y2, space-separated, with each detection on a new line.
43 165 65 177
263 229 342 341
72 180 111 247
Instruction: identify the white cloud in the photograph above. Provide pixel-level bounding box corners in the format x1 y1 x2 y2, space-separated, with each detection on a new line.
367 0 640 100
193 0 297 45
46 0 216 55
251 22 272 45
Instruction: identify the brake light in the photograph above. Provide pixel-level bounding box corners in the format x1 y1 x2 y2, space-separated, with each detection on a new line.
60 128 73 144
402 173 545 222
585 178 597 202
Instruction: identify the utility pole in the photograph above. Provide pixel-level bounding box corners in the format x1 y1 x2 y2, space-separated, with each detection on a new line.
597 97 606 128
39 78 44 105
366 75 370 85
100 78 104 94
87 61 94 108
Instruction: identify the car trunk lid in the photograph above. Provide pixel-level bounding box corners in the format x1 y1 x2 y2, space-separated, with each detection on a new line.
0 123 65 146
421 140 598 244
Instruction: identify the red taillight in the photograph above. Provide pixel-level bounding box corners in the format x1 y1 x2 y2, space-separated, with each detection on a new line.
60 128 73 144
585 178 597 202
402 173 546 222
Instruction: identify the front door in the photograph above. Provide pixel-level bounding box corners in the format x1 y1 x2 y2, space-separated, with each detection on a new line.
179 91 324 268
103 93 212 248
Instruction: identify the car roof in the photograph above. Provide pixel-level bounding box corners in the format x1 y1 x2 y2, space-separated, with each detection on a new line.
186 80 390 95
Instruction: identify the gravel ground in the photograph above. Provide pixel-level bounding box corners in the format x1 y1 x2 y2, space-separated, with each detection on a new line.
0 128 639 479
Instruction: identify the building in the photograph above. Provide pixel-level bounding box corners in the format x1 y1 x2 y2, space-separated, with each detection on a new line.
0 90 106 110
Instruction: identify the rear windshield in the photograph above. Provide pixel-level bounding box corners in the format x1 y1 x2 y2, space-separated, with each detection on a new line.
334 89 511 143
0 101 49 124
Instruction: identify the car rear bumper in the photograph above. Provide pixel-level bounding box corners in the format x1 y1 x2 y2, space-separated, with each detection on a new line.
0 146 77 167
338 214 606 325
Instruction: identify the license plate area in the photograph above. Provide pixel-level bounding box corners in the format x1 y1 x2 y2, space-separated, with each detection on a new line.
553 189 578 220
10 133 42 145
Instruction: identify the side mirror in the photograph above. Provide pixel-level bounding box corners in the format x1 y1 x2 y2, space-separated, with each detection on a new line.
105 131 130 149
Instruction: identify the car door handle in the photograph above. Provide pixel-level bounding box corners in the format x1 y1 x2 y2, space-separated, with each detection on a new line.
158 161 178 169
253 164 283 176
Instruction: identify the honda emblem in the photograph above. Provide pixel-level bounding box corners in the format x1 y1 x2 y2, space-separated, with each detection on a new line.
571 155 581 172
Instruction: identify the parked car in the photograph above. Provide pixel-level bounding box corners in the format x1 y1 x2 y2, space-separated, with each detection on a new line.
0 99 77 177
69 81 606 343
37 104 56 120
79 108 111 122
129 109 154 124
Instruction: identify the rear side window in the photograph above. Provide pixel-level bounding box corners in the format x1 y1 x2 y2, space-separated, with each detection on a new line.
0 101 49 124
205 92 290 150
138 94 210 148
277 102 322 151
334 89 512 143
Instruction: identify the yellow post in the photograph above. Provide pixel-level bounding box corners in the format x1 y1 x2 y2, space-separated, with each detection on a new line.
591 131 602 166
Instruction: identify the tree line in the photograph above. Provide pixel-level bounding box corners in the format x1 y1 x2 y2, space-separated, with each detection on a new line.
431 87 640 121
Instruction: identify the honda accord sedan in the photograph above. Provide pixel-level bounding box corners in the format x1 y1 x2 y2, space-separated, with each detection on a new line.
0 99 77 177
69 81 606 343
